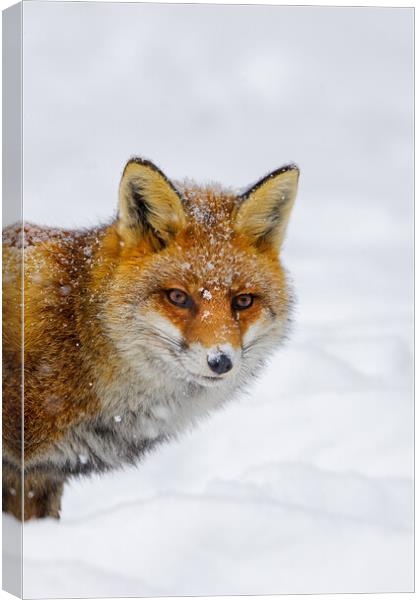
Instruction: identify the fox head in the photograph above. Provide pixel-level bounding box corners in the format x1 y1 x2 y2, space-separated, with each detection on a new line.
102 158 299 391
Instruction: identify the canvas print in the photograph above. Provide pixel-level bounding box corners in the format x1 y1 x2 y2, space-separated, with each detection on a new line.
2 2 414 598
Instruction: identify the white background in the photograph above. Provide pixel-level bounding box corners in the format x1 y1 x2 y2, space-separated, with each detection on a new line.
2 1 415 597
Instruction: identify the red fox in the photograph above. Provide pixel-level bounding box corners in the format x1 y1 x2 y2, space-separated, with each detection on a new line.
2 158 299 520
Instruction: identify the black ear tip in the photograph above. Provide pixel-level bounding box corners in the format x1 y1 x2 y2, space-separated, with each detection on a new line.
278 163 300 176
240 162 300 200
123 156 161 175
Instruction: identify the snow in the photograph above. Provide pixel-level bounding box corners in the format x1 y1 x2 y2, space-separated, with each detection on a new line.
219 344 235 360
3 3 413 597
207 347 222 362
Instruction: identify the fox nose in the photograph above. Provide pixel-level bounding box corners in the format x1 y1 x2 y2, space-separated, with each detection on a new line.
207 352 233 375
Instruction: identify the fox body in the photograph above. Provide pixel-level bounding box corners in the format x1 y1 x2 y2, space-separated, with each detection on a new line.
3 158 299 520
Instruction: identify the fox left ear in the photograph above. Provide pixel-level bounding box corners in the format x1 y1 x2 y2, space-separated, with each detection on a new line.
118 158 186 250
234 164 299 252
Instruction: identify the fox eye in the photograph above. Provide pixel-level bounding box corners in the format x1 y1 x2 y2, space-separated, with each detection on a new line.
232 294 254 310
166 289 192 308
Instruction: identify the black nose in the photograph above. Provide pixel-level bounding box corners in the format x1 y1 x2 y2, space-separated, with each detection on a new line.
207 352 233 375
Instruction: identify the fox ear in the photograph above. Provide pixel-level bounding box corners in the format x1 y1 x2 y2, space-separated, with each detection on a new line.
118 158 186 250
235 165 299 252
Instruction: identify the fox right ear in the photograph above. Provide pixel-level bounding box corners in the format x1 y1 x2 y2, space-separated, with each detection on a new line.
234 164 299 252
118 158 186 250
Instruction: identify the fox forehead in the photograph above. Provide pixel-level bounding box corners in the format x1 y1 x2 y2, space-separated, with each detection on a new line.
179 182 237 224
132 238 280 300
134 190 278 289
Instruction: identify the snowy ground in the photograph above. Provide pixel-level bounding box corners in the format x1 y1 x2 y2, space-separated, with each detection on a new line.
3 3 414 597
